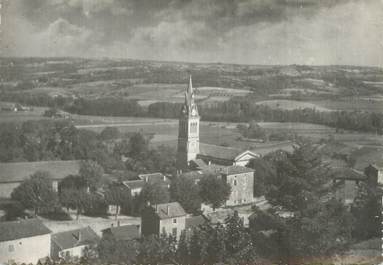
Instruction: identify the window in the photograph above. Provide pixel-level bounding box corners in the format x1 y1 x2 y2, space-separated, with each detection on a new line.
172 228 177 237
190 122 197 133
173 218 177 224
8 244 14 252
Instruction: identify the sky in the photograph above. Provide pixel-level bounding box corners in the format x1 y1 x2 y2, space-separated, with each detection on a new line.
2 0 383 66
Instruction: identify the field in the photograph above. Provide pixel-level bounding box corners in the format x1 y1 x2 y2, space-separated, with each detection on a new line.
255 99 333 111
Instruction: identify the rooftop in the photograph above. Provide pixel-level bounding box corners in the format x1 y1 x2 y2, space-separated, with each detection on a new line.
0 160 80 183
199 143 245 161
138 172 169 184
102 225 140 241
0 219 51 242
123 179 145 190
185 215 206 230
332 167 366 181
52 226 99 250
203 165 254 175
154 202 187 219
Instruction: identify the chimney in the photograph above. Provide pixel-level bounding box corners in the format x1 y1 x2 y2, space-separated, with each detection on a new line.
145 176 148 182
208 161 211 165
163 175 166 181
166 205 170 215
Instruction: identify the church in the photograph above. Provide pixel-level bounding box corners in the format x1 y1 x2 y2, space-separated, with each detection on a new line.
176 76 259 171
176 76 258 206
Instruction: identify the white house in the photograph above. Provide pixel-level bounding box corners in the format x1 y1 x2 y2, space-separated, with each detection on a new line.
51 226 99 260
0 219 51 264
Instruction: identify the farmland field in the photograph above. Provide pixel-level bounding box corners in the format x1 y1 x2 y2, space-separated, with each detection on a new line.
255 99 333 111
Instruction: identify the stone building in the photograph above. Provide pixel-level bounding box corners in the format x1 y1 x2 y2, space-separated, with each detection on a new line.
141 202 187 240
0 219 51 264
0 160 80 198
51 227 99 260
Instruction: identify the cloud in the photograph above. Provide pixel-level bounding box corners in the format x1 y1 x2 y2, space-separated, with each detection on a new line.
2 0 383 66
48 0 132 16
218 0 383 65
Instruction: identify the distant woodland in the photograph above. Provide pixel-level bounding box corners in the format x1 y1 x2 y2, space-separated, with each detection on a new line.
1 91 383 134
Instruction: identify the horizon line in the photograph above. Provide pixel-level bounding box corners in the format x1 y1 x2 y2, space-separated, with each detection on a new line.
1 55 382 69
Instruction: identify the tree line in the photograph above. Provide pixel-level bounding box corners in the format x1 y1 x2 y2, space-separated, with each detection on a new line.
2 90 383 134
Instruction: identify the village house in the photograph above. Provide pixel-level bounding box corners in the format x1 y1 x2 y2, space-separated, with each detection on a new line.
0 160 80 198
0 219 51 264
364 162 383 185
122 172 170 197
183 164 255 207
51 226 99 260
141 202 187 240
331 167 366 205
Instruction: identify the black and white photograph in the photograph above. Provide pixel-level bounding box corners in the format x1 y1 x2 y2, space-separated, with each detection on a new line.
0 0 383 264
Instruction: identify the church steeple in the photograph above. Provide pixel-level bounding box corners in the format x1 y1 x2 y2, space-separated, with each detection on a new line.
182 75 198 117
176 75 200 172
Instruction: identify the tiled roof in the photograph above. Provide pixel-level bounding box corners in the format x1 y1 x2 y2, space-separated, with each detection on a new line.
123 179 145 190
0 160 80 183
189 159 207 169
332 168 366 181
138 172 169 184
185 215 206 229
372 161 383 169
199 143 244 161
203 165 254 175
155 202 186 219
52 226 99 250
0 219 51 242
102 225 140 241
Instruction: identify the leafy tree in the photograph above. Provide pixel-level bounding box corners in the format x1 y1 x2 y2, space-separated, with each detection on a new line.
285 199 353 260
129 132 149 157
79 160 104 191
59 188 90 220
138 182 170 208
104 183 132 219
351 182 380 240
249 208 288 260
99 127 120 140
170 175 202 213
11 171 58 215
198 174 231 210
176 231 190 264
137 234 177 265
224 211 257 264
98 233 139 264
266 143 330 211
247 157 276 197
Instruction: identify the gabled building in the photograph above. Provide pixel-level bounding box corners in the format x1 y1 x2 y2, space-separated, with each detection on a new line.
182 164 255 207
122 172 170 197
0 160 81 198
141 202 187 240
0 219 51 264
51 226 99 260
364 162 383 185
197 144 259 167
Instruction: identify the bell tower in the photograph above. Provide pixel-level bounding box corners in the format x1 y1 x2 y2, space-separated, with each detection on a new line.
176 75 200 172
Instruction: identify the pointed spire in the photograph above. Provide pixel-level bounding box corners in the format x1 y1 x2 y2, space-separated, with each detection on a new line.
188 75 193 94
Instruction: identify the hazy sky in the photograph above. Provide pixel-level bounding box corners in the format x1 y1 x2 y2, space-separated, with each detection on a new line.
2 0 383 66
